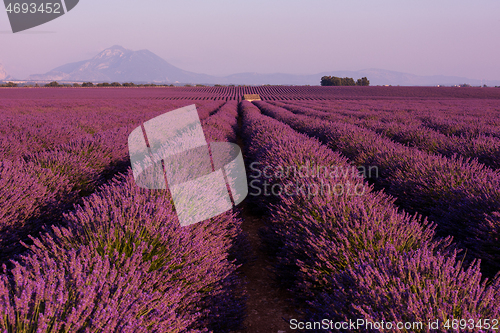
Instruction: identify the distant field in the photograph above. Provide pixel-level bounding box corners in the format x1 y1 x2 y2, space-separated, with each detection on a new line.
2 85 500 100
1 86 499 332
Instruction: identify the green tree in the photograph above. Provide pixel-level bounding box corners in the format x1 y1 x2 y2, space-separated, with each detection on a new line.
359 77 370 86
321 76 343 86
341 77 356 86
45 81 60 87
323 75 369 86
321 76 331 86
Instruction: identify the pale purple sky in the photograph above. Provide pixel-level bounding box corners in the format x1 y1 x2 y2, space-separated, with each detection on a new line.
0 0 499 80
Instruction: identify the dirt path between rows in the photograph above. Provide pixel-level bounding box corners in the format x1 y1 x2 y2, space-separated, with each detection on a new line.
231 104 300 332
231 205 300 333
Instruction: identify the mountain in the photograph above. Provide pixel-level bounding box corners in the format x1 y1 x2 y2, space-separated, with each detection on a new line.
0 63 11 81
216 69 500 86
325 69 500 87
28 46 500 86
29 45 214 83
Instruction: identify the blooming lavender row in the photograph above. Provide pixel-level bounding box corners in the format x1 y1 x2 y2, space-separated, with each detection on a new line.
5 86 500 103
239 101 500 329
200 100 250 270
0 126 131 262
201 101 239 143
358 119 500 170
285 98 500 124
255 100 500 277
0 101 246 332
419 114 500 139
276 101 500 170
195 100 226 120
0 172 243 332
293 99 500 168
276 98 500 171
0 100 228 261
284 98 500 139
0 99 220 160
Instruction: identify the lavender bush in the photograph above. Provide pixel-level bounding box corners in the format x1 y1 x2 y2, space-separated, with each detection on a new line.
0 100 247 332
0 240 202 333
255 100 500 277
239 100 500 330
308 245 500 332
279 101 500 170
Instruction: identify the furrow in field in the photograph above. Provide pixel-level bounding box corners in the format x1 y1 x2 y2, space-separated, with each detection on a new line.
240 100 500 329
272 100 500 170
0 100 247 332
254 100 500 277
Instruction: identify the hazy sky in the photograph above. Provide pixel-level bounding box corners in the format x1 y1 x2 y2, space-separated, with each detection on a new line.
0 0 499 79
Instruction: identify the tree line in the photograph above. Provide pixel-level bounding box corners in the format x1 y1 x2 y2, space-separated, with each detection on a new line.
50 81 168 87
321 76 370 86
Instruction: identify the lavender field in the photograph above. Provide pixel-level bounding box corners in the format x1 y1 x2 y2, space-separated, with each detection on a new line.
1 86 500 332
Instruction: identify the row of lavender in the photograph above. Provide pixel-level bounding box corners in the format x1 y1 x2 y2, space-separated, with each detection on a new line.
240 101 500 330
254 101 500 278
4 86 500 103
300 99 500 133
276 100 500 170
169 86 500 100
0 100 226 264
0 99 224 160
288 98 500 139
0 125 129 262
0 101 247 332
355 119 500 170
290 98 500 118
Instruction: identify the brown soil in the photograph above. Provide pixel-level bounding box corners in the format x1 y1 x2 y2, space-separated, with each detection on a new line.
231 205 300 333
231 106 300 332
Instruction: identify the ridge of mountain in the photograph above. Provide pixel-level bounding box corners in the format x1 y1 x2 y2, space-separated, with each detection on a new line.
0 63 10 81
27 46 500 86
